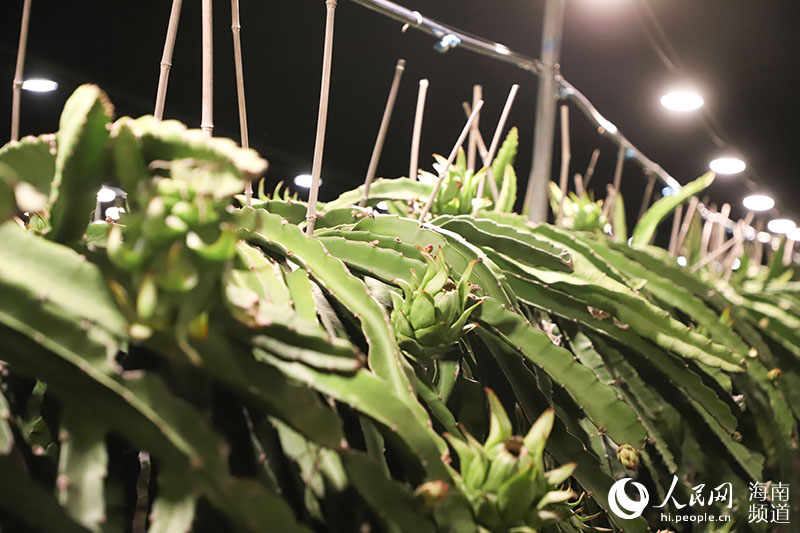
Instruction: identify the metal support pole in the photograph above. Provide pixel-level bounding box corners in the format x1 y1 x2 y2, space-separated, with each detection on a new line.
524 0 566 222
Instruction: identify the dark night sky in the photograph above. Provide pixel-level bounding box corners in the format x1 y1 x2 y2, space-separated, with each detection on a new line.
1 0 798 228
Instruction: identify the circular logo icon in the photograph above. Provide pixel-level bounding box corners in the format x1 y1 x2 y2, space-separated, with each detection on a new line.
608 478 650 519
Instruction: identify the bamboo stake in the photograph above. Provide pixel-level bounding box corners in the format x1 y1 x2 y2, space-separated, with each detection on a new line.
306 0 338 235
359 58 406 207
699 209 715 258
467 85 482 172
10 0 32 142
753 220 765 265
474 84 519 210
154 0 183 121
418 100 484 222
783 236 795 267
556 105 571 226
462 103 489 161
408 79 429 182
713 203 731 253
637 171 656 222
582 148 600 189
691 236 737 272
574 173 584 197
723 220 745 280
231 0 253 206
462 101 499 209
200 0 214 136
668 204 683 256
674 196 699 255
601 146 625 220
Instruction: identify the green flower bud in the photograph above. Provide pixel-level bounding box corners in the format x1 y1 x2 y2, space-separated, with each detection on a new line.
413 480 450 513
767 368 782 382
616 444 640 470
389 248 483 358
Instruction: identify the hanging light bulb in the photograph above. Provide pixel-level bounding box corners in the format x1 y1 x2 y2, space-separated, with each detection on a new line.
767 218 795 234
742 194 774 212
709 157 746 175
660 89 704 112
293 174 315 188
22 78 58 92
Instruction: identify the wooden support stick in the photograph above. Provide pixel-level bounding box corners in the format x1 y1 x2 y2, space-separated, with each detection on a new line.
713 203 731 252
637 171 656 222
11 0 32 141
582 148 600 189
418 100 484 222
556 105 571 226
691 236 737 272
306 0 338 235
462 103 489 161
574 173 584 197
154 0 183 121
674 196 699 255
668 204 684 256
231 0 253 205
408 79 429 182
722 221 745 281
699 209 715 258
475 84 520 209
467 85 482 172
359 58 406 206
783 236 795 267
201 0 214 136
463 101 498 206
753 220 765 265
601 145 625 220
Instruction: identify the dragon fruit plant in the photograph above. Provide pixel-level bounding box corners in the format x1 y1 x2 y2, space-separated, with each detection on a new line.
0 86 798 533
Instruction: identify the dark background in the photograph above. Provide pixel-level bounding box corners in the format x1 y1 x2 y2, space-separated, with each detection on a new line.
1 0 798 226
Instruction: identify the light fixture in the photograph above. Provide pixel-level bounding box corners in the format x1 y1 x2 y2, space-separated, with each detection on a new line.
293 174 315 188
767 218 796 234
709 157 746 175
660 90 704 112
105 207 125 221
22 78 58 92
97 186 117 203
742 194 774 212
787 227 800 242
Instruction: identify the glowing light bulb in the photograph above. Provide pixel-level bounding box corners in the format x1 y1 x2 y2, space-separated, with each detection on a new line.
293 174 315 188
97 187 117 202
709 157 746 175
660 90 704 112
742 194 774 212
22 78 58 92
767 218 795 234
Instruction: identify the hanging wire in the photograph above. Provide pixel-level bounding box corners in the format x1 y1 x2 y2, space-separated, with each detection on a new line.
344 0 792 256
